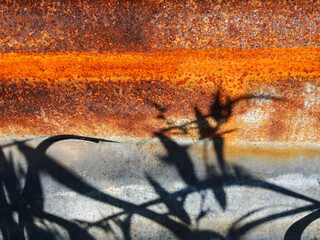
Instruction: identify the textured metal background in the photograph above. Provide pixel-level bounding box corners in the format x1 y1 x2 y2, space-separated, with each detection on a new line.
0 0 319 52
0 0 320 239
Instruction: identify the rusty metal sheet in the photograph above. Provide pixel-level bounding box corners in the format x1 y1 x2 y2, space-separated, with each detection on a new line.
0 0 319 143
0 48 320 144
0 1 320 240
0 0 319 52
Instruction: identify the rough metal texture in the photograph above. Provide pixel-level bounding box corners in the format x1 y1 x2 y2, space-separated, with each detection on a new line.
0 0 320 239
0 0 319 52
0 136 319 240
0 48 320 144
0 0 319 142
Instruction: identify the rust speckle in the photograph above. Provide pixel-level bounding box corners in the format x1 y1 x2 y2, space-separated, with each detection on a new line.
0 0 320 144
0 48 319 143
0 0 319 52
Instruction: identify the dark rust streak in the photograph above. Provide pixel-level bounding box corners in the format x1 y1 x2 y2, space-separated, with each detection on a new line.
0 77 319 142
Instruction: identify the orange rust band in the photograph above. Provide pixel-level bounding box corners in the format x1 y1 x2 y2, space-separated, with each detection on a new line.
1 48 319 82
1 48 320 142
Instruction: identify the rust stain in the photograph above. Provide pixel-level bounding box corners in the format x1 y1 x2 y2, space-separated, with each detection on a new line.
0 0 319 143
0 0 319 52
0 48 319 142
225 144 302 163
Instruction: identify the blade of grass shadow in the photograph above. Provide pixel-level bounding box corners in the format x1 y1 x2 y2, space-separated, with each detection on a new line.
95 172 320 227
35 135 119 154
23 217 57 240
0 149 24 239
113 214 132 240
226 204 319 239
284 209 320 240
194 229 224 240
232 179 320 206
34 211 97 240
0 150 21 207
231 165 320 205
154 132 198 186
16 141 196 239
146 174 191 225
20 146 44 211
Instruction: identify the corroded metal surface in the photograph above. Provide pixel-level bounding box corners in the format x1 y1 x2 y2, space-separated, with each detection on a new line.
0 0 319 143
0 2 320 239
0 137 319 239
0 48 320 143
0 0 319 52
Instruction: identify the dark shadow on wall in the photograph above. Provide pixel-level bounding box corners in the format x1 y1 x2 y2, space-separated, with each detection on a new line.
0 91 319 239
0 135 116 240
284 209 320 240
148 89 320 239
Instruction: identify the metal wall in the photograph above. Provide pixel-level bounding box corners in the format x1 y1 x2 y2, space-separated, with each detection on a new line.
0 1 319 239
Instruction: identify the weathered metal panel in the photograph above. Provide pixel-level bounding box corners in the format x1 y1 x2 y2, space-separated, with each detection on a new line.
0 0 319 51
0 49 320 144
0 0 320 239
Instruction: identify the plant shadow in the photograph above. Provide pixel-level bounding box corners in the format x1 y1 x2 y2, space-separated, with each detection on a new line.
0 90 319 239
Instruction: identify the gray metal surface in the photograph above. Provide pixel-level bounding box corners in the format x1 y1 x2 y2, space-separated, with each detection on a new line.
0 137 319 239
